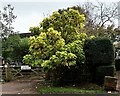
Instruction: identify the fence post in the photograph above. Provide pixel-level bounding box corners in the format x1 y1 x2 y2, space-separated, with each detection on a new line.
104 76 118 91
5 63 11 82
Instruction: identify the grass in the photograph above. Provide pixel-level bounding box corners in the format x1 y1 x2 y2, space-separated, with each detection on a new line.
37 86 105 94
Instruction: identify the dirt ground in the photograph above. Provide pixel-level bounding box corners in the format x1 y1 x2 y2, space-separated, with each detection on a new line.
0 73 45 94
1 71 120 94
1 80 38 94
115 71 120 91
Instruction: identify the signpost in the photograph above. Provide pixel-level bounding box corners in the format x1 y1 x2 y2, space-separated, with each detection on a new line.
21 65 31 70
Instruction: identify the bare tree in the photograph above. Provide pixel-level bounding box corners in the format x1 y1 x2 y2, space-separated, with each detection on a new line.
0 4 17 39
82 1 119 27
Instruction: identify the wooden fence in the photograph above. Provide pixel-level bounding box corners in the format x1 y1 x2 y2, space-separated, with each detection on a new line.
2 64 42 81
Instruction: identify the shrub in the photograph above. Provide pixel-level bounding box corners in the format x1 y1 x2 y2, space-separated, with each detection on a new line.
46 64 91 86
45 65 71 86
95 65 116 85
115 59 120 71
83 38 114 69
83 38 115 84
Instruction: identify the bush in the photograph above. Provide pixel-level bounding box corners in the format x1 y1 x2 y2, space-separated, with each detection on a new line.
95 65 116 85
45 65 71 86
115 59 120 71
46 64 91 86
83 38 114 69
83 38 115 85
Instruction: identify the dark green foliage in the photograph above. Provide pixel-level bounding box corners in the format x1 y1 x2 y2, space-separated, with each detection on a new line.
115 59 120 71
2 34 21 64
96 65 116 85
0 38 2 56
83 38 114 69
29 26 41 36
2 34 29 64
13 37 29 63
83 38 115 85
46 64 91 86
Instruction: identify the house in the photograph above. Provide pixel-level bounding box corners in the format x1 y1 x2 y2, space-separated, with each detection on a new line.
19 32 32 38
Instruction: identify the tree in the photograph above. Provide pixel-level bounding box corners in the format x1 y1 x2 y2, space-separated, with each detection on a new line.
2 34 29 64
58 4 118 39
82 2 118 27
23 9 89 72
0 4 17 39
29 26 41 36
2 34 20 64
13 37 29 64
0 37 2 56
71 2 119 40
40 9 86 44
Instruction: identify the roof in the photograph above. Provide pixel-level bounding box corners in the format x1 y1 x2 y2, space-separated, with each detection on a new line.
19 33 32 38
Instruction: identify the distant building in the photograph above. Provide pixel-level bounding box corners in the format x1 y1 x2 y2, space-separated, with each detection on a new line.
9 32 32 38
19 32 32 38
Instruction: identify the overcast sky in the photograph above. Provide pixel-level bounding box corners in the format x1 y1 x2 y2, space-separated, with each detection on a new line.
0 0 120 33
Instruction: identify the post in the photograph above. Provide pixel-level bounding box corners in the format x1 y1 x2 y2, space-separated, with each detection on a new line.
104 76 118 91
5 63 11 82
0 57 2 82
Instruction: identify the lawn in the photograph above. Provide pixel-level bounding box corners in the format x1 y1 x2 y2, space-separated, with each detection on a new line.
37 86 105 94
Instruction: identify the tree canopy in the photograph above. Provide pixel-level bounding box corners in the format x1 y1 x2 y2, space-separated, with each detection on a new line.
0 4 17 39
23 8 93 72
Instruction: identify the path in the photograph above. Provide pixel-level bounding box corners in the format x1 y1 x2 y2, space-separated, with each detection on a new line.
0 72 45 94
1 80 40 94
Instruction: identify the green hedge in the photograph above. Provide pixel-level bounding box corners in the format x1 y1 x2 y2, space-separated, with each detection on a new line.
83 38 115 84
83 38 114 69
115 59 120 71
95 65 116 85
46 65 91 86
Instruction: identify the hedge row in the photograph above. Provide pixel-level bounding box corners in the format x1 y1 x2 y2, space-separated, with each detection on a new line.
115 59 120 71
83 37 115 84
83 38 114 68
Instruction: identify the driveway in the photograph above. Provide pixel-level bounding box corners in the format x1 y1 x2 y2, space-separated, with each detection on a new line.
0 73 45 94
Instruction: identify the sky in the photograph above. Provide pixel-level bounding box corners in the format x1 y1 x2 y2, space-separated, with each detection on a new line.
0 0 120 33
